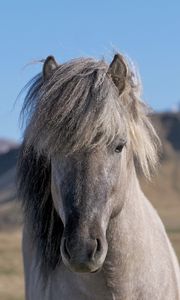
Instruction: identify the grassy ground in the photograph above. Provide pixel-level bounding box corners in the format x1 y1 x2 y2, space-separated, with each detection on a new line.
0 230 24 300
0 228 180 300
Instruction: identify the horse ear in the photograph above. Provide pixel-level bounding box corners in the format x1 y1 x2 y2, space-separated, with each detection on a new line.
108 54 127 95
43 56 58 81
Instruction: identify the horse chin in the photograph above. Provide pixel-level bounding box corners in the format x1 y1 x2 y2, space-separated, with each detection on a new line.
62 258 103 274
91 266 102 274
61 251 104 274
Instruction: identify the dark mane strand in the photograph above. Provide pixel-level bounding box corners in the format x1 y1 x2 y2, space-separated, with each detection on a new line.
17 143 63 275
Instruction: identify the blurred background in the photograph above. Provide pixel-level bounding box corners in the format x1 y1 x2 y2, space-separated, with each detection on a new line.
0 1 180 299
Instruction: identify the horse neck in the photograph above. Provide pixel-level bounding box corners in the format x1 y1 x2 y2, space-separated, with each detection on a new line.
105 165 145 265
102 168 147 295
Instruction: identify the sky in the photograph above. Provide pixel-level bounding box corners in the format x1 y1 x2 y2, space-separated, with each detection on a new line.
0 0 180 141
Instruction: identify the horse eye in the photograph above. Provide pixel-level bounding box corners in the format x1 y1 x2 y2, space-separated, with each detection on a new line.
115 144 124 153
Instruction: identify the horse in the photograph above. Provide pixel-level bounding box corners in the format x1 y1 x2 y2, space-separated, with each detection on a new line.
18 53 180 299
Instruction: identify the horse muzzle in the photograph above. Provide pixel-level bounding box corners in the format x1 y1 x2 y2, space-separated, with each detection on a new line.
61 235 108 273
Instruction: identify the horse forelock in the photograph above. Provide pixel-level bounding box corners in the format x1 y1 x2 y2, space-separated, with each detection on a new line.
21 58 124 157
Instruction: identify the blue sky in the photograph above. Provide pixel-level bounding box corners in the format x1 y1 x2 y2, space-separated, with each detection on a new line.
0 0 180 140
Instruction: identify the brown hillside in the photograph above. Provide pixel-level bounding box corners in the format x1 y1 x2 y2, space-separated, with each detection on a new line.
141 112 180 231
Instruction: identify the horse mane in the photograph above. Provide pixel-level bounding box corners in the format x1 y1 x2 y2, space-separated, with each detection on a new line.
18 54 160 274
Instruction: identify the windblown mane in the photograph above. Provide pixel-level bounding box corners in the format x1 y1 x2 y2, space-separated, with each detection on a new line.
18 55 160 274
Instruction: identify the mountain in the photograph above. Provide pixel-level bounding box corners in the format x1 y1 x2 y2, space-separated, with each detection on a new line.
0 141 20 229
0 138 19 205
0 138 19 155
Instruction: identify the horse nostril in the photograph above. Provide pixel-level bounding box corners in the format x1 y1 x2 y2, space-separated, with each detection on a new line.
63 239 71 260
91 238 102 260
96 238 101 253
